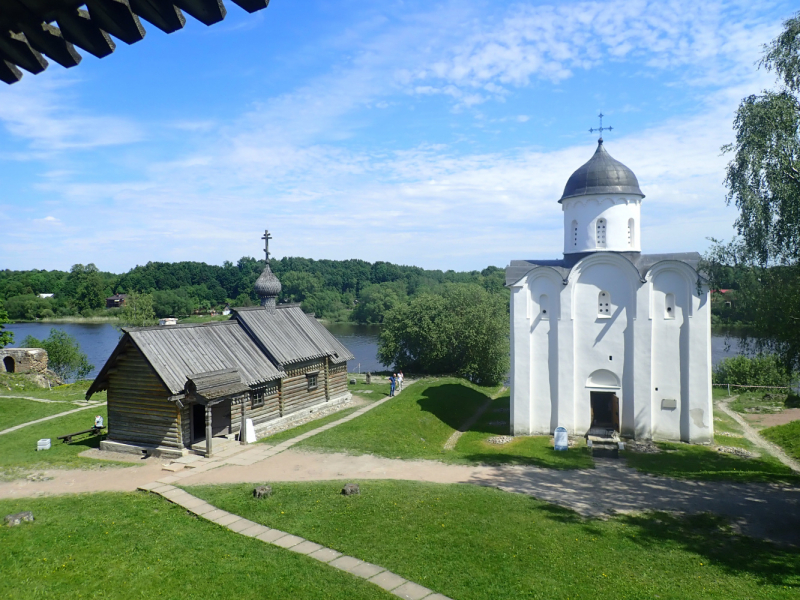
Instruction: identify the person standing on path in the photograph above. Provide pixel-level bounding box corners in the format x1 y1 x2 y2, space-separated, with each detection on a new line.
398 371 404 391
389 374 396 397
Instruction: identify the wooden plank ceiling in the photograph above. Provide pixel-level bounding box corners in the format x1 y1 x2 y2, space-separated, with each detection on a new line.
0 0 269 84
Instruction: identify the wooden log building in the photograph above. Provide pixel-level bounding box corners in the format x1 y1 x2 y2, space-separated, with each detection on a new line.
86 231 354 457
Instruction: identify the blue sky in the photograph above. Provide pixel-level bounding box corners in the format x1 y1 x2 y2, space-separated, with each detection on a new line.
0 0 793 273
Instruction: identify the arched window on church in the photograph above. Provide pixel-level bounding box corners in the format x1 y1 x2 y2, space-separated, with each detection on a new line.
596 218 607 248
572 220 578 247
627 218 634 247
539 294 549 320
665 293 675 319
598 290 611 317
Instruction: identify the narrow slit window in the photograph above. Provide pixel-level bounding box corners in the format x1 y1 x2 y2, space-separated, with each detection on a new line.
665 293 675 319
598 290 611 316
572 220 578 247
627 218 634 247
539 294 549 320
596 218 607 248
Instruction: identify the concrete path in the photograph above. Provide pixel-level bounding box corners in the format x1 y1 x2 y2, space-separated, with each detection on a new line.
139 482 450 600
717 397 800 473
0 402 108 436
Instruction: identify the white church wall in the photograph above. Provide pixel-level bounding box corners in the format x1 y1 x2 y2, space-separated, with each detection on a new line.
528 271 563 434
632 282 654 439
562 195 642 254
510 283 532 435
650 270 686 441
569 256 638 435
687 287 713 443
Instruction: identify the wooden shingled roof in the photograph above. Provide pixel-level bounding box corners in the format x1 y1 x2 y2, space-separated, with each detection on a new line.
86 320 285 398
0 0 270 84
234 305 355 367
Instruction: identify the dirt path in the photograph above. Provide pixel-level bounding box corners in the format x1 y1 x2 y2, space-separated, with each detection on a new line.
0 402 108 436
442 386 506 451
717 397 800 473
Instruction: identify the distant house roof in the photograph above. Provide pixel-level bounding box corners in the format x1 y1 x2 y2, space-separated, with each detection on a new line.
234 305 355 366
107 293 127 301
87 320 285 398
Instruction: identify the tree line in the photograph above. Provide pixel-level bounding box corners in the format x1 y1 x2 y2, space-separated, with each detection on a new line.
0 257 507 324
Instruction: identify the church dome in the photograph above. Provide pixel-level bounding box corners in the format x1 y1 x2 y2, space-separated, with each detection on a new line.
559 139 644 202
254 263 281 301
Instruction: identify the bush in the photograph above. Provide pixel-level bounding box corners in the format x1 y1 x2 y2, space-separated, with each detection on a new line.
23 329 93 382
712 354 794 387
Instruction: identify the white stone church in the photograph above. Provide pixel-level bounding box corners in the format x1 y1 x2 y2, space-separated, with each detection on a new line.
506 138 713 443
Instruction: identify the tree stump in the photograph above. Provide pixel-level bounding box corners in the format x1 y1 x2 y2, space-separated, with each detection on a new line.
253 485 272 499
341 483 360 496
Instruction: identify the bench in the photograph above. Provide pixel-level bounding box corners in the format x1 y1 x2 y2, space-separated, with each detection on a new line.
57 426 105 444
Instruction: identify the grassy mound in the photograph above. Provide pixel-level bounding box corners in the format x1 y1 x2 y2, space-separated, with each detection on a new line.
761 420 800 462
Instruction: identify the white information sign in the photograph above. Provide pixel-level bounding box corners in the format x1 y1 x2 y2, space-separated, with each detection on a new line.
554 426 569 451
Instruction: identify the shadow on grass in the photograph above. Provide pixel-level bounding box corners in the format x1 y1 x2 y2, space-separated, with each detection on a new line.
625 443 800 484
416 383 493 432
534 500 800 586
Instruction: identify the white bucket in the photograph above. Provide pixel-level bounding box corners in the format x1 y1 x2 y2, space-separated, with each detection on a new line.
37 439 51 451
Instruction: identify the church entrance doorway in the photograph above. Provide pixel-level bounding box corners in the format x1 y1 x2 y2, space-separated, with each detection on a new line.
590 391 619 431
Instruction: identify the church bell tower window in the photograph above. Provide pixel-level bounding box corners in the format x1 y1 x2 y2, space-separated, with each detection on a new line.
596 219 607 248
598 291 611 317
627 218 634 247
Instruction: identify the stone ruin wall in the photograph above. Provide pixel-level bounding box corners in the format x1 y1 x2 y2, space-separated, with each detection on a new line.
0 348 49 373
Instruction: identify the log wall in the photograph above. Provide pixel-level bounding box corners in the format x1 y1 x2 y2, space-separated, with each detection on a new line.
231 382 281 431
328 362 348 399
107 342 182 449
281 359 327 416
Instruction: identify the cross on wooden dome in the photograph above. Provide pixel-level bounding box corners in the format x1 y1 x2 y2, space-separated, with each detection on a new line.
261 230 272 262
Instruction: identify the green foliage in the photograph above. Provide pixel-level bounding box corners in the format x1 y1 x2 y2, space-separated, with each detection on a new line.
712 354 794 387
119 291 156 327
193 480 800 600
708 15 800 370
352 282 406 324
152 288 195 318
378 284 509 385
761 420 800 461
0 493 390 600
22 329 93 381
0 304 12 348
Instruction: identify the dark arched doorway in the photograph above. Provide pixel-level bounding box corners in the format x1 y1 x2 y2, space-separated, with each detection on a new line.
3 356 15 373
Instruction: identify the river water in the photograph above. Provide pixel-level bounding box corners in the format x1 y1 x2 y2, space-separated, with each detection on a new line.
5 321 751 381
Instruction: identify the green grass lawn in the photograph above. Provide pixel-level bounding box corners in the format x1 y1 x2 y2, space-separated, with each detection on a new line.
0 397 80 431
259 407 362 445
728 390 788 414
347 380 391 399
0 375 106 403
624 441 800 484
0 492 391 600
762 420 800 462
188 480 800 600
297 379 593 469
454 392 594 469
0 405 130 481
712 405 744 436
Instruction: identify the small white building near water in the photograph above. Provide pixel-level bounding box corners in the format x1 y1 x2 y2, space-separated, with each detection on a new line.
506 138 713 443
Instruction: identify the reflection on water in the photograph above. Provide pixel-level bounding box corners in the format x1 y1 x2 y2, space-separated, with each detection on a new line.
4 321 755 381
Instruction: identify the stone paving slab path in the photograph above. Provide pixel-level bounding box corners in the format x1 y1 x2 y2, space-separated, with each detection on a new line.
139 483 451 600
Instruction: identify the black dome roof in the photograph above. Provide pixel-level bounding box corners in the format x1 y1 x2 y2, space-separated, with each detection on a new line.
559 139 644 202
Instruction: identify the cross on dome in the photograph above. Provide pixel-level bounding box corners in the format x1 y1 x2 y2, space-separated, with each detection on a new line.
589 112 613 142
261 230 273 262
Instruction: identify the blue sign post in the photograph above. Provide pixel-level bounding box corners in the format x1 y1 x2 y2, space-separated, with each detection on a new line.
554 426 569 451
